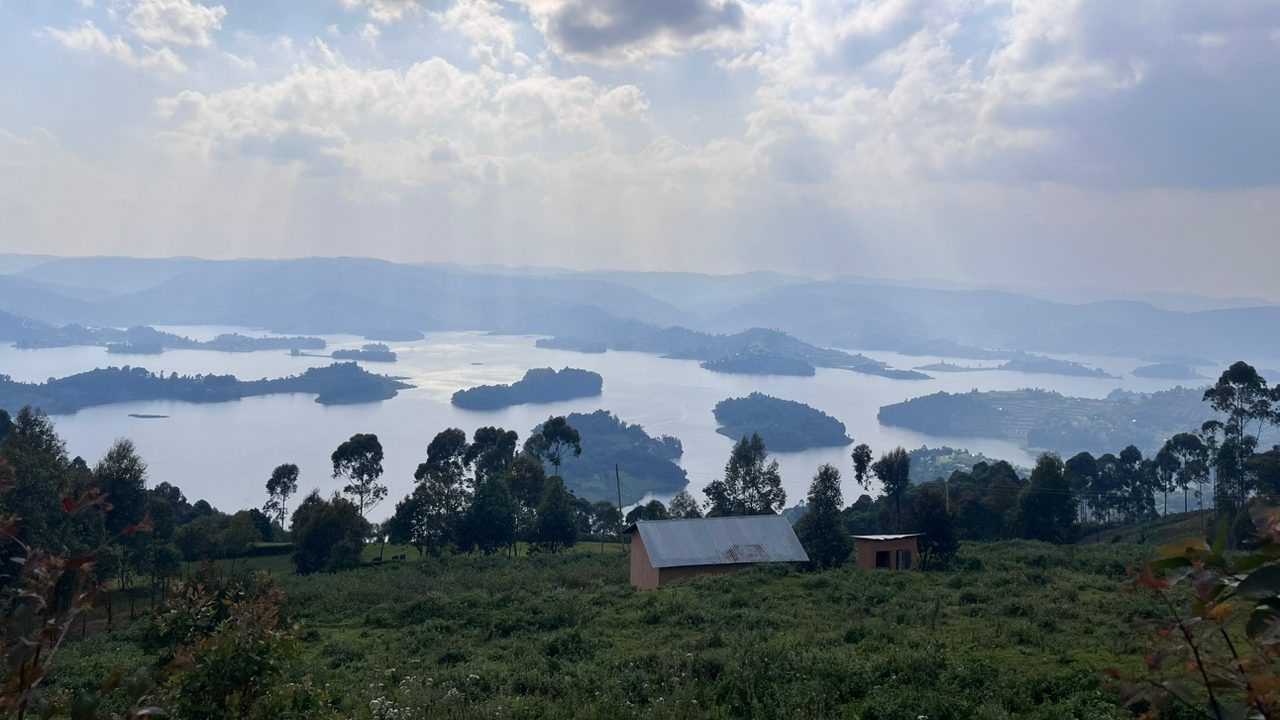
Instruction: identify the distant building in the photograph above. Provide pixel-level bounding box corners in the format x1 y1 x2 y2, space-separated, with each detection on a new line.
852 534 921 570
623 515 810 589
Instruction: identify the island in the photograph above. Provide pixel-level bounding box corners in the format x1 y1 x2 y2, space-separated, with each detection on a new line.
712 393 852 451
1132 362 1207 380
534 337 607 353
452 367 603 410
911 355 1114 378
332 343 397 362
4 316 327 355
701 350 816 377
362 328 424 342
913 361 997 373
526 321 929 380
877 386 1211 455
107 341 165 355
998 355 1116 378
0 362 412 414
531 410 687 505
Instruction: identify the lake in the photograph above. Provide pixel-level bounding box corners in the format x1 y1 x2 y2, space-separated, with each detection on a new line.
0 329 1237 520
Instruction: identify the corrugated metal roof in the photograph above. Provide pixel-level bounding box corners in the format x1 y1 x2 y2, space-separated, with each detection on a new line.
851 534 922 541
625 515 810 568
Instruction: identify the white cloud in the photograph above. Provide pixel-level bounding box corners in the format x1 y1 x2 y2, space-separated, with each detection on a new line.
435 0 529 66
338 0 419 24
125 0 227 48
44 20 187 75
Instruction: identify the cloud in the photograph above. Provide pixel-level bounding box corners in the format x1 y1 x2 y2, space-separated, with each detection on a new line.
44 21 187 75
125 0 227 48
154 54 654 194
338 0 419 24
516 0 747 61
435 0 529 66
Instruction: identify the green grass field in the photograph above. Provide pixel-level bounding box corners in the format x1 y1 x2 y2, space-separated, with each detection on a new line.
56 539 1176 719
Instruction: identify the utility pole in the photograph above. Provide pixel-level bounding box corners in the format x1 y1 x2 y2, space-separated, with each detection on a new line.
615 464 625 553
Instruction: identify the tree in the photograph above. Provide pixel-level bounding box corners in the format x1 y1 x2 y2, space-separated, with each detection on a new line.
531 477 577 551
524 416 582 476
1064 452 1098 523
909 482 958 569
402 428 479 550
871 447 911 531
0 410 78 569
290 493 370 574
1248 447 1280 499
851 443 873 490
703 434 786 516
1017 453 1077 544
415 428 470 488
466 427 519 483
331 433 386 517
459 476 517 554
264 462 299 530
505 454 548 540
589 501 621 538
1160 432 1209 514
625 499 670 524
794 464 851 569
667 489 702 519
94 438 149 537
1203 362 1275 512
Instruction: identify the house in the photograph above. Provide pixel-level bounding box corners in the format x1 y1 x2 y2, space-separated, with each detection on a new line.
852 534 921 570
623 515 810 589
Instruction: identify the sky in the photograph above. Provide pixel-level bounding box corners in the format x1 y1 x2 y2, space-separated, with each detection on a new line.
1 0 1279 298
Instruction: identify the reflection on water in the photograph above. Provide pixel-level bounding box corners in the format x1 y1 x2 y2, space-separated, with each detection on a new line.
0 331 1240 520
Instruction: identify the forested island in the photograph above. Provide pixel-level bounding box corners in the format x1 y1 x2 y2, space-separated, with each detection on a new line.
998 355 1115 378
536 410 687 504
1132 362 1206 379
452 368 603 410
0 362 412 413
701 349 817 376
527 321 928 380
912 355 1113 378
878 386 1211 454
534 337 607 353
914 361 995 373
712 393 852 451
3 316 326 354
332 343 397 362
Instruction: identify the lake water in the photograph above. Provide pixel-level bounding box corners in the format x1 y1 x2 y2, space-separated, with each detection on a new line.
0 329 1246 521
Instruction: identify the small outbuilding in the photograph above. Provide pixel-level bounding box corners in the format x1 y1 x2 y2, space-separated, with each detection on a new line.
623 515 810 589
852 534 921 570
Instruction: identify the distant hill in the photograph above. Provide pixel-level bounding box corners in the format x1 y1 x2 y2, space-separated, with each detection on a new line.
713 393 852 452
0 362 411 414
878 386 1217 456
452 368 602 410
533 410 687 504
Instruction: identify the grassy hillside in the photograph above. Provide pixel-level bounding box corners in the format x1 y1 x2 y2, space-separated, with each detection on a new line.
55 541 1167 719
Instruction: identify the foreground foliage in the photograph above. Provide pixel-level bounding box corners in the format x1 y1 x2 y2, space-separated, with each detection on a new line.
56 541 1163 719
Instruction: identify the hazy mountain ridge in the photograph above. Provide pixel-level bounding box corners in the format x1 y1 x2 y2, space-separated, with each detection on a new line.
2 255 1278 362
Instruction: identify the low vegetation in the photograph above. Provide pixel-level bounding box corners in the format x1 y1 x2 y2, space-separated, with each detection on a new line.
44 541 1161 720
